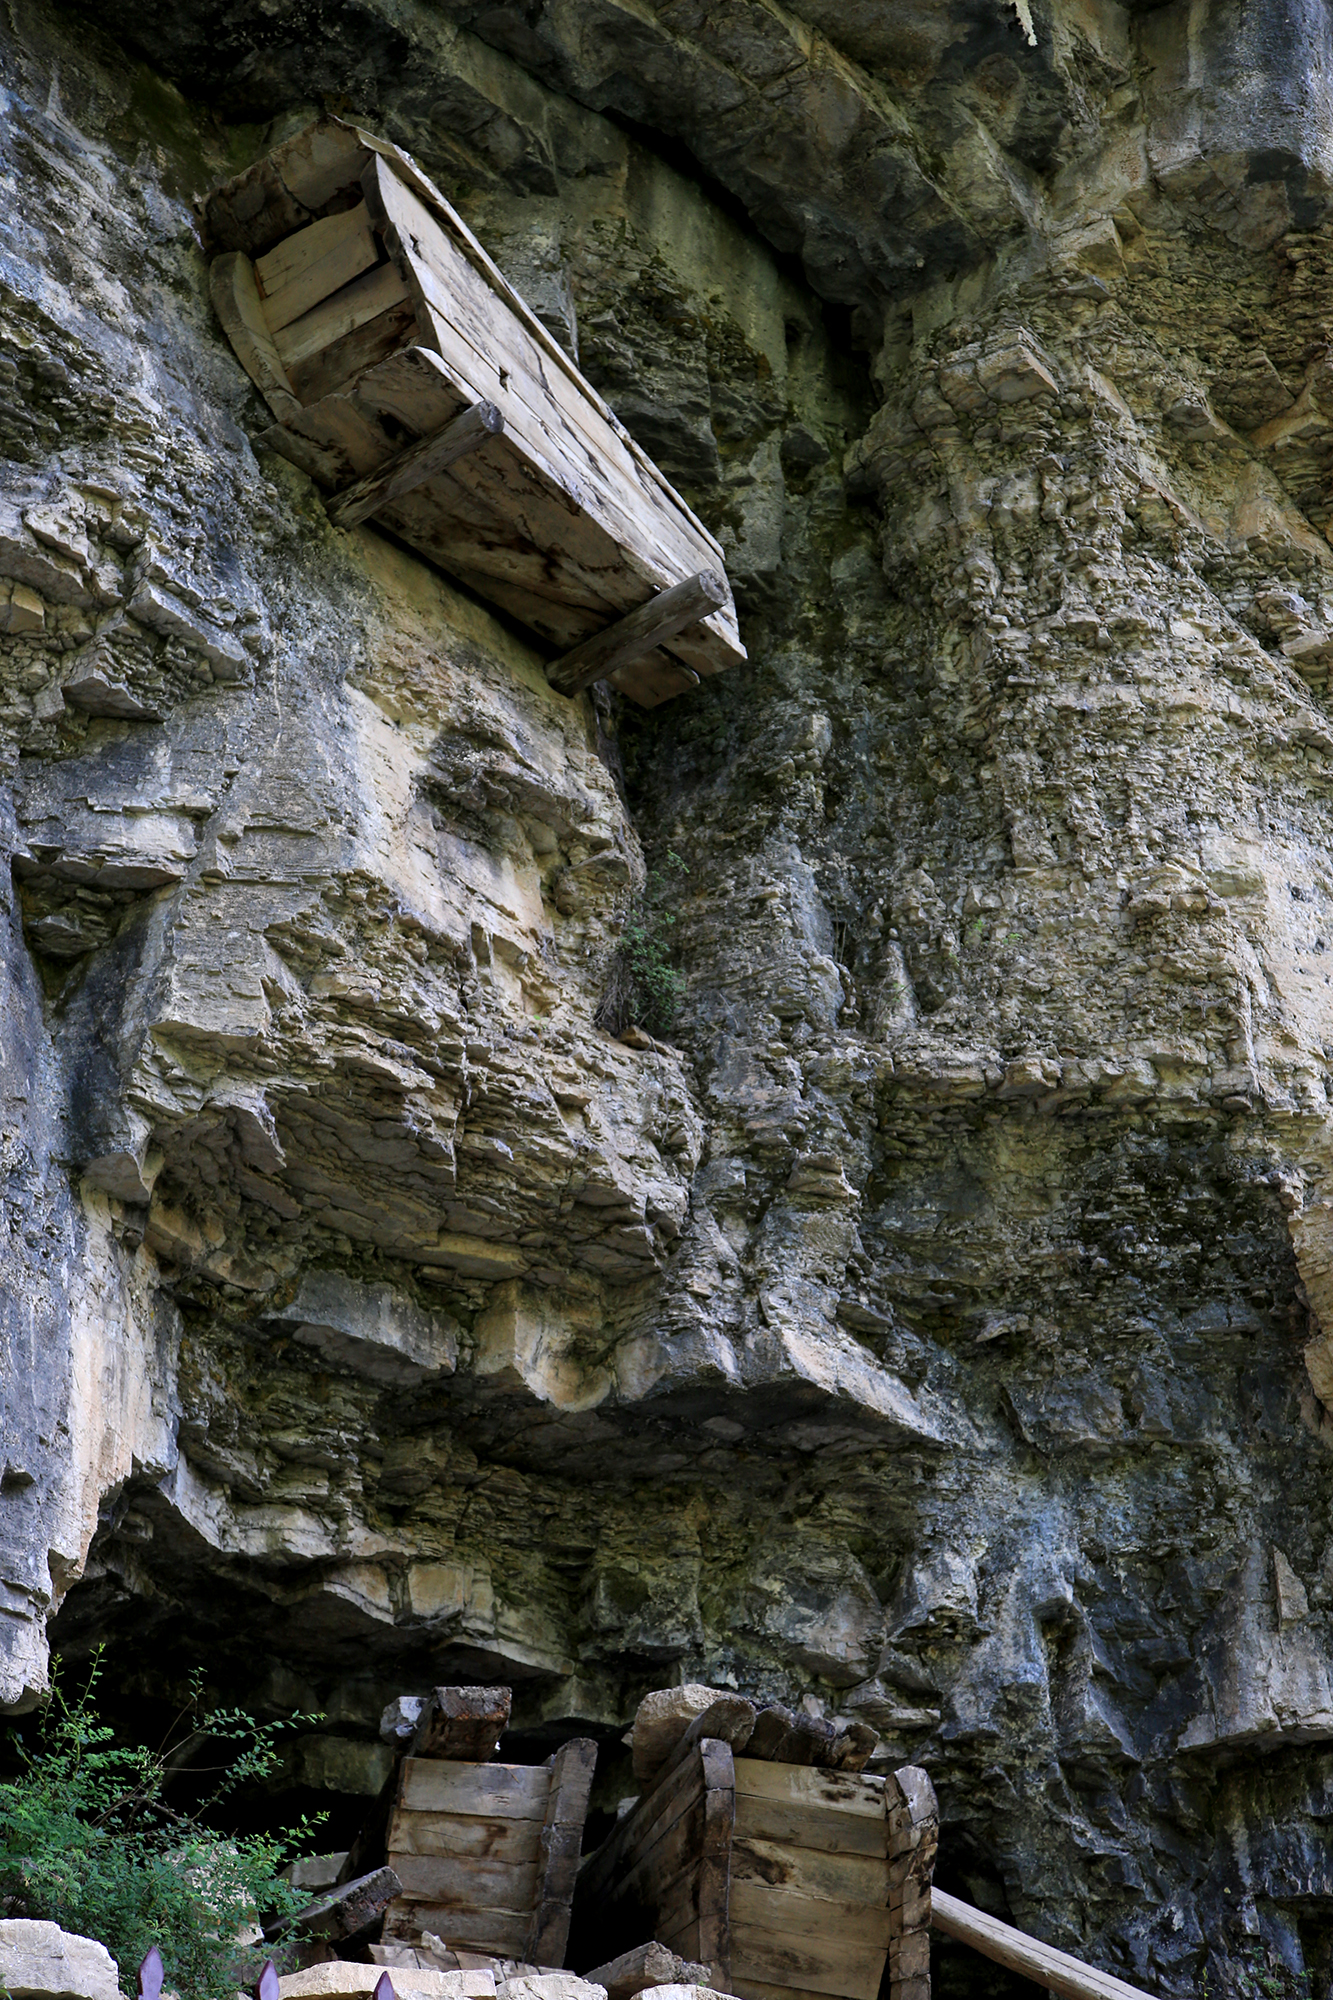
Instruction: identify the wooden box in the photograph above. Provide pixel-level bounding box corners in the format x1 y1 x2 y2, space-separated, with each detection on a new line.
572 1747 892 2000
202 119 745 708
383 1739 596 1968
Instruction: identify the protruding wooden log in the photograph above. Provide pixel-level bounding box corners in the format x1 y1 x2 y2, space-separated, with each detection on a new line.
546 571 726 697
931 1889 1154 2000
328 400 503 530
409 1684 513 1762
263 1865 402 1943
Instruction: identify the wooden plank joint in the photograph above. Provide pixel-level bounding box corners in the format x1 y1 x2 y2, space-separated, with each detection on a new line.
328 400 504 530
546 570 727 698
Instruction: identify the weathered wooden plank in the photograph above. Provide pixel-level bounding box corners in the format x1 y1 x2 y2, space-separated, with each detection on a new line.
728 1977 825 2000
257 204 380 332
329 401 504 530
583 1943 713 2000
399 1759 550 1819
932 1890 1152 2000
731 1794 886 1858
654 1867 700 1952
210 253 301 423
387 1809 541 1865
697 1739 734 1988
729 1924 885 2000
409 1686 512 1764
350 123 729 564
526 1736 598 1965
289 296 419 405
381 1905 531 1955
388 1852 538 1913
732 1761 886 1818
274 262 412 373
731 1837 887 1907
731 1881 890 1949
546 572 722 697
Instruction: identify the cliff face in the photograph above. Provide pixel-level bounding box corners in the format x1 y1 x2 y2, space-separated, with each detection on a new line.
4 0 1333 1991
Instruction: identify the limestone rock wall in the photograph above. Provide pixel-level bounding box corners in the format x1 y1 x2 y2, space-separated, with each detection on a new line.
5 0 1333 1993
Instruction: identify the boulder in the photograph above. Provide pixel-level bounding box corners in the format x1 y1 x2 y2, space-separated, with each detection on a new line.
0 1922 120 2000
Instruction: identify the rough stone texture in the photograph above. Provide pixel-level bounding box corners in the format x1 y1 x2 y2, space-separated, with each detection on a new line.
5 0 1333 1996
0 1922 121 2000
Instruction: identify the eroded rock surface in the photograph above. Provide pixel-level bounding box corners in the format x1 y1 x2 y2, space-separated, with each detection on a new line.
5 0 1333 1993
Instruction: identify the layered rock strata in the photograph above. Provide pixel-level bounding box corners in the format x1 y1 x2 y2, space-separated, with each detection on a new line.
4 0 1333 1994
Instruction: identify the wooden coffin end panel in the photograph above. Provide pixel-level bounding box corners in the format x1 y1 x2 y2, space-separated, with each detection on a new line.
210 253 302 423
201 118 371 257
727 1760 890 2000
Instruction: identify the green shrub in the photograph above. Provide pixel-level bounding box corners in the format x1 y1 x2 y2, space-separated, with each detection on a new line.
595 849 688 1037
0 1650 321 2000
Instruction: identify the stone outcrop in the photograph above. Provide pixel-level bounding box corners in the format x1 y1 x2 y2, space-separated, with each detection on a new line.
0 1922 121 2000
5 0 1333 1994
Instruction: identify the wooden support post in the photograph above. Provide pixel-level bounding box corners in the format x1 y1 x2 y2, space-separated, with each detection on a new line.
545 571 727 698
525 1736 598 1967
328 400 504 530
886 1765 938 2000
409 1684 512 1762
931 1891 1154 2000
696 1739 735 1987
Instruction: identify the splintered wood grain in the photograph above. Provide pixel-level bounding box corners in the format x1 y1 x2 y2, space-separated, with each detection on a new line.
257 203 379 331
386 1808 541 1865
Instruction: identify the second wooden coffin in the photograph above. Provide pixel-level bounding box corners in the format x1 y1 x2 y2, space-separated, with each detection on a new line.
571 1746 891 2000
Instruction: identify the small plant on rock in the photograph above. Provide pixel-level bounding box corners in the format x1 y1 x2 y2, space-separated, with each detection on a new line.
0 1649 321 2000
595 848 689 1037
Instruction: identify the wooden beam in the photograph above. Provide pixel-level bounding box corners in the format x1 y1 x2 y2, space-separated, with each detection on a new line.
696 1738 735 1986
525 1735 598 1966
648 1697 756 1799
546 571 727 698
328 400 504 530
409 1685 512 1763
931 1889 1153 2000
263 1865 401 1943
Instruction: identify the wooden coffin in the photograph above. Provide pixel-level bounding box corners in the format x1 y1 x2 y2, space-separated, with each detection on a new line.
201 118 745 708
380 1739 597 1969
573 1746 893 2000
